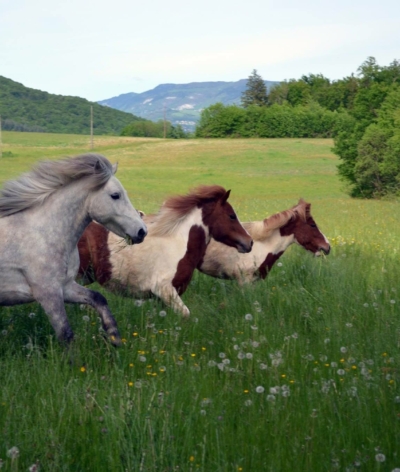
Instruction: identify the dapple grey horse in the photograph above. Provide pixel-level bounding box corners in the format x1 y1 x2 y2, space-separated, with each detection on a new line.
0 153 147 346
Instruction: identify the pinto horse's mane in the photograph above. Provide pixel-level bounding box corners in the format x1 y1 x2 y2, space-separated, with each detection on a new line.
149 185 228 236
243 199 310 241
0 153 115 217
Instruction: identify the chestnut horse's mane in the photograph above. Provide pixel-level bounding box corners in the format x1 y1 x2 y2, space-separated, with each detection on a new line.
149 185 228 236
243 199 310 241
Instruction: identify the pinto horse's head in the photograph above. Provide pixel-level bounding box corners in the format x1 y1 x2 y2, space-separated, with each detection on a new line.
202 188 253 253
281 200 330 256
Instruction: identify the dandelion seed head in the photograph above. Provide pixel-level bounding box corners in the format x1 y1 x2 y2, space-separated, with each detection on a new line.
255 386 265 393
266 394 276 402
7 447 19 459
244 313 253 321
340 346 347 353
375 453 386 462
244 399 252 406
246 352 253 359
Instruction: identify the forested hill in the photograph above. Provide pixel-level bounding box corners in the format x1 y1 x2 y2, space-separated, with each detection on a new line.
0 76 143 135
98 79 279 131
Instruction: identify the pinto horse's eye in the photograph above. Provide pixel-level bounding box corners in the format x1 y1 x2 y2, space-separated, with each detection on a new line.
230 214 237 221
111 193 121 200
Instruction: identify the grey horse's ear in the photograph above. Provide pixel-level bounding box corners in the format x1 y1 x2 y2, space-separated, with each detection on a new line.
112 163 118 174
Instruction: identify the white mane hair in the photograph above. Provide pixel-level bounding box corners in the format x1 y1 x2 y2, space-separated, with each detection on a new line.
243 199 309 241
0 153 115 217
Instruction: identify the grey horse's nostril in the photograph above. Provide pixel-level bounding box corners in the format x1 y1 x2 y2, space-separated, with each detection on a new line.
138 228 146 238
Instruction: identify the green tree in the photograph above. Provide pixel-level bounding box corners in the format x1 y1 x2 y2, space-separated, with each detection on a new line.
241 70 268 108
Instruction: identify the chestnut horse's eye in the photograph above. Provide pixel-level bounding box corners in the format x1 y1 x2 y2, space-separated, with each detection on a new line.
310 223 317 228
111 193 121 200
230 214 237 221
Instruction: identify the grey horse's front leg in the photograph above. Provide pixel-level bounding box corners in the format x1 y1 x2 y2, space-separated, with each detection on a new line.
32 286 75 344
63 281 121 346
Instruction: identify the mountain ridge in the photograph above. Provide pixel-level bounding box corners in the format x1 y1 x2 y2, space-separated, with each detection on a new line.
98 79 279 131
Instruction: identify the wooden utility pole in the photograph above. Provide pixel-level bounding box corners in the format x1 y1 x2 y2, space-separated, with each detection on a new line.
90 106 94 150
163 105 166 139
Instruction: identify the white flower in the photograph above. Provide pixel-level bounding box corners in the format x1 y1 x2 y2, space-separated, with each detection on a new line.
340 346 347 353
390 300 396 304
244 313 253 321
375 453 386 462
200 410 206 416
255 386 265 393
28 312 36 318
244 399 252 406
259 363 268 370
219 352 226 359
337 369 345 376
222 359 230 365
82 315 90 322
134 299 144 307
139 356 146 362
245 353 253 359
266 394 276 402
7 447 19 459
159 310 167 317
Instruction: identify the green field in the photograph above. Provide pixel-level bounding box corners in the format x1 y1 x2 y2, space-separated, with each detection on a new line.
0 132 399 471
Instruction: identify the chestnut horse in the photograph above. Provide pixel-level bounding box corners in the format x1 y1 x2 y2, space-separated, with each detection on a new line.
198 199 330 284
78 185 253 316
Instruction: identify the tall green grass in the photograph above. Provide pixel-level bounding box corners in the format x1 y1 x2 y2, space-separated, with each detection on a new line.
0 133 399 471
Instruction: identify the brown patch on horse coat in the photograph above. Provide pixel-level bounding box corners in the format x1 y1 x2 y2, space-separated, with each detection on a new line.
258 251 284 279
172 225 207 295
78 223 112 285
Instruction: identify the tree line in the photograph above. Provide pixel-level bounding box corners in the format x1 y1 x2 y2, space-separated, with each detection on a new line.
196 59 400 198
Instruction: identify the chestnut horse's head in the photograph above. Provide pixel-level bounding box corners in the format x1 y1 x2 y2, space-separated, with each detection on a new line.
280 200 330 256
201 187 253 254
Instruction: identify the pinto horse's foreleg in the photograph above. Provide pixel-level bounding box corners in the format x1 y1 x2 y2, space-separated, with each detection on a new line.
153 283 190 318
63 282 122 346
32 286 74 344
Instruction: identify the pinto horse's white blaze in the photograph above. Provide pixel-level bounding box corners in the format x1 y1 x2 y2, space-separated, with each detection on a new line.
0 153 147 345
78 185 253 317
199 199 330 284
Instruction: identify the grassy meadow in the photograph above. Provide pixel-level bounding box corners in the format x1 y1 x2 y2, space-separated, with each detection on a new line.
0 132 399 471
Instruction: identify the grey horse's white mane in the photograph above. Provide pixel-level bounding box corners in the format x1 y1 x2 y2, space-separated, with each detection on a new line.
0 153 114 217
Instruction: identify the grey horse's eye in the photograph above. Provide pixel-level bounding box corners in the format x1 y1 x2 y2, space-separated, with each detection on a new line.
111 193 121 200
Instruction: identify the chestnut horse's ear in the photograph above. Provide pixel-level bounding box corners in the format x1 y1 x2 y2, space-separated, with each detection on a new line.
221 189 231 203
112 163 118 174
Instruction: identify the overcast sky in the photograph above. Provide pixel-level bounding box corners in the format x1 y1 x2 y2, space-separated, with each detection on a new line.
1 0 399 101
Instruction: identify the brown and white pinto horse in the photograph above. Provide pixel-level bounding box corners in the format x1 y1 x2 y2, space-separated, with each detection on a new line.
78 185 253 316
198 199 330 284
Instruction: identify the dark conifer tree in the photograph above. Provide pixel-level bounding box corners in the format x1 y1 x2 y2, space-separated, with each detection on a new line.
241 69 268 107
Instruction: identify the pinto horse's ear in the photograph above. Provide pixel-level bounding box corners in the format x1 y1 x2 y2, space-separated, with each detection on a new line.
112 163 118 174
221 189 231 203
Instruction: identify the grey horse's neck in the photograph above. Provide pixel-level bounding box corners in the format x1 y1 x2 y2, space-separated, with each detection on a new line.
30 180 92 250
